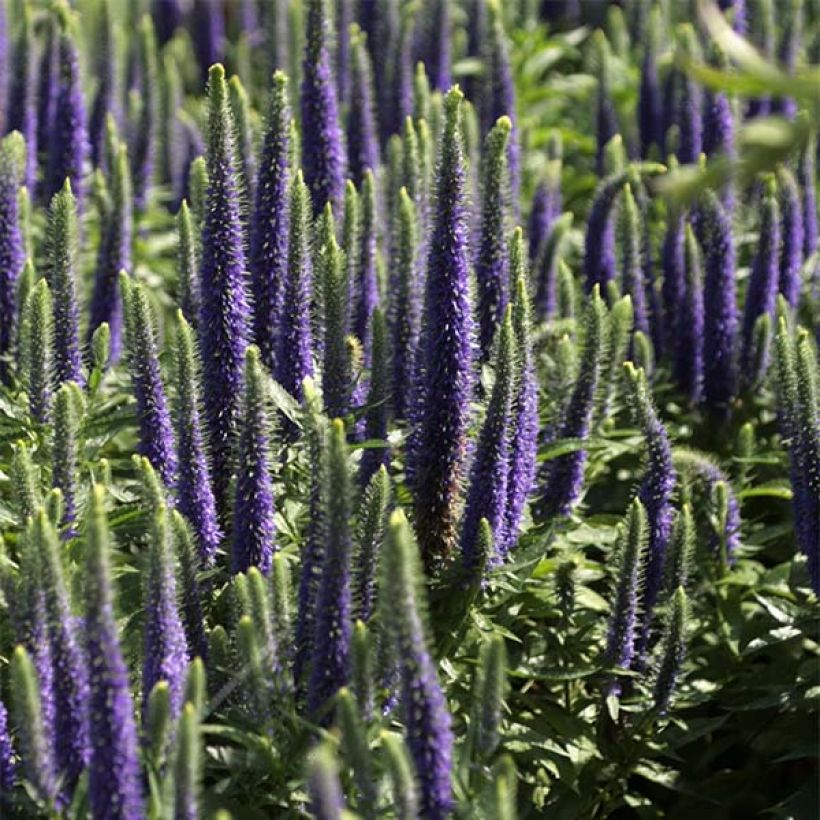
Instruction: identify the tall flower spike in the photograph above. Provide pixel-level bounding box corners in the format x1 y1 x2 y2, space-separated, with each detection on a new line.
604 498 647 689
347 26 380 187
412 87 474 571
674 26 703 165
0 131 25 381
594 32 618 177
695 190 738 409
475 116 511 361
173 311 221 565
301 0 346 215
192 0 225 84
85 485 145 819
381 510 454 819
174 703 202 820
776 166 804 308
228 75 256 218
199 63 252 514
307 743 346 820
535 287 607 520
624 363 676 662
31 508 90 788
639 6 663 158
25 278 54 424
661 181 685 355
89 0 116 169
121 275 178 491
276 171 314 401
502 265 539 556
89 141 132 362
653 586 689 712
619 183 649 336
797 134 817 261
390 187 420 420
10 646 57 807
583 172 624 293
177 200 200 325
353 169 379 366
593 294 633 429
47 181 83 386
462 307 515 572
426 0 452 91
159 52 183 193
7 1 38 192
0 700 15 799
467 634 507 763
171 512 208 661
674 224 705 403
741 177 780 379
142 497 189 722
354 464 391 623
131 16 158 210
45 7 88 208
307 419 353 718
250 70 291 373
386 3 415 143
232 345 277 575
342 180 360 337
36 12 58 172
359 309 391 486
528 131 562 263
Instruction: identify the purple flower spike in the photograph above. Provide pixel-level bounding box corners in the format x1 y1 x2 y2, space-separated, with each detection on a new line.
528 134 562 263
336 0 354 108
36 14 59 179
797 137 817 262
85 485 145 820
46 9 89 210
232 346 277 576
0 700 15 799
6 2 38 193
301 0 347 215
347 27 380 188
662 201 686 357
674 26 703 165
426 0 452 92
674 224 705 403
152 0 183 45
199 64 252 515
250 71 291 374
639 8 663 158
192 0 225 85
777 167 804 308
583 172 626 293
620 184 649 336
353 170 379 367
411 87 474 572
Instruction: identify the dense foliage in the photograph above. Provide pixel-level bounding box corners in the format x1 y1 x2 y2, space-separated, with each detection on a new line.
0 0 817 818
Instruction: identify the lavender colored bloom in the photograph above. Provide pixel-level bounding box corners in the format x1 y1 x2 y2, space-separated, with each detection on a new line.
639 7 663 158
777 167 804 307
695 190 738 409
276 172 314 400
674 224 705 403
250 71 290 372
386 6 415 143
381 510 454 819
192 0 225 85
0 700 14 798
528 140 562 263
347 28 380 188
301 0 346 215
661 203 686 356
620 184 649 336
89 142 132 363
675 26 703 165
45 12 89 209
411 88 474 572
0 132 25 382
232 346 276 575
152 0 182 45
85 485 145 819
462 309 515 571
47 181 83 386
475 117 511 361
425 0 451 92
359 309 391 487
142 499 189 722
797 137 817 262
89 0 116 169
583 172 625 293
741 178 780 376
6 2 37 192
131 16 158 210
307 419 353 718
199 64 252 514
174 313 222 565
353 170 379 366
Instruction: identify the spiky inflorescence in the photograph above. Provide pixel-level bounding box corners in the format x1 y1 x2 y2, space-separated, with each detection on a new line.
776 167 804 308
535 288 607 520
31 509 90 788
250 71 291 373
619 183 649 336
674 224 705 403
199 64 252 514
674 26 703 165
45 9 88 208
307 743 346 820
354 465 391 623
0 700 14 798
25 278 54 424
174 702 202 820
89 142 132 362
171 512 208 661
661 201 685 356
85 485 145 819
0 132 25 381
583 172 625 293
121 275 178 492
381 510 454 819
177 200 200 325
89 0 116 169
10 645 57 806
347 27 380 188
232 346 276 575
47 181 83 386
475 116 511 361
192 0 225 84
462 308 515 571
359 309 392 486
624 363 676 661
666 504 695 593
468 634 507 763
412 87 474 571
502 266 539 556
695 190 738 409
307 419 353 718
228 75 256 224
142 497 189 722
132 16 158 209
594 32 618 178
528 131 563 260
173 312 221 565
390 187 420 420
604 499 647 690
797 135 817 262
639 7 663 158
36 12 59 168
300 0 346 215
7 2 37 192
653 586 689 712
353 170 379 366
276 171 314 401
741 178 780 378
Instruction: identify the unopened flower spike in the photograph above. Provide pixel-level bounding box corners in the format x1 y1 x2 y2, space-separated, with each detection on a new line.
354 464 391 623
307 742 347 820
177 200 200 326
228 74 256 223
619 183 649 336
674 223 705 403
171 511 208 662
25 278 54 424
51 381 83 530
359 308 391 486
775 166 804 308
353 169 379 368
653 586 689 713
